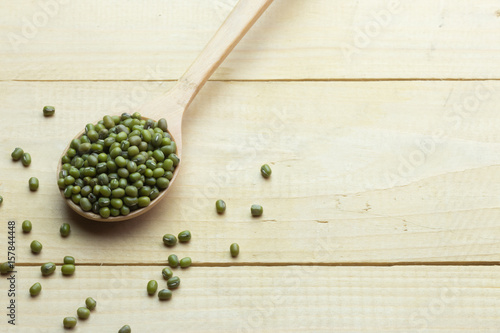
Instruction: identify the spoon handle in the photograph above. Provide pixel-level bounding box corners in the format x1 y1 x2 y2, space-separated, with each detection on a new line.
147 0 273 125
172 0 273 108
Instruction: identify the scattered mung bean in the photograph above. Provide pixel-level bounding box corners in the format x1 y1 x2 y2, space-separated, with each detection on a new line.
30 240 42 254
63 256 75 265
216 199 226 214
147 280 158 295
43 106 55 117
162 234 177 247
162 267 173 280
180 257 192 268
61 264 75 276
60 223 71 237
0 262 13 274
168 254 179 268
63 317 77 328
119 325 132 333
230 243 240 257
167 276 180 289
22 220 32 233
29 282 41 296
29 177 39 191
251 204 263 217
85 297 97 310
22 153 31 166
77 307 90 319
41 262 56 276
158 289 172 300
11 148 24 161
260 164 272 178
178 230 191 243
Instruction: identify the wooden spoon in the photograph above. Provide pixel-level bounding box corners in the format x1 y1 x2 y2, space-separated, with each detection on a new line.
58 0 274 222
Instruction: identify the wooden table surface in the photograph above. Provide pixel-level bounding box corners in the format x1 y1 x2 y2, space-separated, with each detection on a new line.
1 0 500 332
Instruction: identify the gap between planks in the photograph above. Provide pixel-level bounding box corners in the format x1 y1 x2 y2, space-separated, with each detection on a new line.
4 78 500 83
13 261 500 267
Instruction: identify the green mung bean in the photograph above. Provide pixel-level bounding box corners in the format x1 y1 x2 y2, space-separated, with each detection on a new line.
137 196 150 207
63 256 75 265
63 317 77 328
21 153 31 166
178 230 191 243
77 307 90 319
251 204 263 217
11 147 24 160
61 264 75 276
158 289 172 300
60 223 71 237
99 207 110 218
216 199 226 214
167 276 180 289
41 262 56 276
22 220 32 233
162 267 173 280
120 206 130 215
260 164 272 178
80 198 92 211
153 149 165 162
103 115 114 129
168 254 179 268
43 106 55 117
149 188 160 200
168 153 180 166
230 243 240 257
85 297 97 310
157 118 168 131
180 257 192 268
98 197 110 207
162 234 177 247
30 240 42 253
0 262 13 274
119 325 132 333
29 177 39 191
147 280 158 295
29 282 41 296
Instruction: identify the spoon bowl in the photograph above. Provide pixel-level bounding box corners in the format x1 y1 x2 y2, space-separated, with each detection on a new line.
58 0 273 222
57 117 182 222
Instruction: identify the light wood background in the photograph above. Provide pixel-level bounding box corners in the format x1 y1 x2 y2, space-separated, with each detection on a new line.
1 0 499 332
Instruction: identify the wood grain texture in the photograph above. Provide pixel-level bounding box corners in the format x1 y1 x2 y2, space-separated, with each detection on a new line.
2 266 499 332
2 0 500 80
1 80 499 264
1 1 499 331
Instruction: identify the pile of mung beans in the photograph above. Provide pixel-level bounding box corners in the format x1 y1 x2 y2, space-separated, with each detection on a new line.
57 112 179 218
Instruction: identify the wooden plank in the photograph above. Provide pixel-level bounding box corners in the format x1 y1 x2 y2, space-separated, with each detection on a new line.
2 266 499 332
2 0 500 80
1 80 500 264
